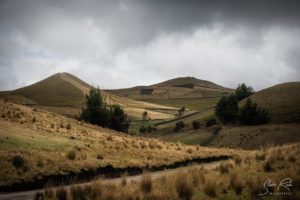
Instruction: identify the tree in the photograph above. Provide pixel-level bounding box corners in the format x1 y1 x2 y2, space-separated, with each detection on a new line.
215 95 238 123
176 106 186 118
142 111 148 121
80 87 109 127
238 98 269 125
109 105 130 132
80 87 129 132
235 83 254 101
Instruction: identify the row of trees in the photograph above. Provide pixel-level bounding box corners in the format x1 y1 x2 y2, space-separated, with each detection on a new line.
215 84 269 125
80 87 129 132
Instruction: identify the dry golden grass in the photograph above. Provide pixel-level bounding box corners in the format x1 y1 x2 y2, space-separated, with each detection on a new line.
0 99 234 188
47 143 300 200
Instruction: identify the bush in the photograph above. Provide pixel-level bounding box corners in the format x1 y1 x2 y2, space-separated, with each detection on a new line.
97 154 103 160
235 83 253 101
174 121 185 132
215 95 238 123
175 172 194 200
12 155 25 169
67 149 76 160
66 123 71 130
238 98 269 125
212 126 222 135
192 120 200 129
32 117 36 123
139 125 147 133
205 119 217 127
140 173 152 194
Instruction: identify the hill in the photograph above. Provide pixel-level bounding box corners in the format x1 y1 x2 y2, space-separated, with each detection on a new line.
107 77 233 110
0 99 232 189
0 73 178 120
241 82 300 123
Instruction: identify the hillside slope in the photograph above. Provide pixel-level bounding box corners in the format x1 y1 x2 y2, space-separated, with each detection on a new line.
242 82 300 123
0 100 232 188
0 73 177 119
107 77 233 110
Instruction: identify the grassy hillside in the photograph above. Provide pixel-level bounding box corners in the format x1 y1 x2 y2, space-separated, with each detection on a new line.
107 77 233 109
0 73 178 120
242 82 300 123
0 100 233 188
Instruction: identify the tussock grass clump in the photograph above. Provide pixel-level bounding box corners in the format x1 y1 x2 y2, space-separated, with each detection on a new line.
55 186 67 200
175 172 194 200
233 155 242 165
32 117 36 123
97 154 103 160
12 155 25 169
255 152 266 161
44 187 54 199
289 156 296 162
66 123 71 130
66 149 76 160
90 181 103 199
263 160 273 172
203 176 217 198
218 162 233 174
140 172 152 194
246 177 263 198
230 172 244 195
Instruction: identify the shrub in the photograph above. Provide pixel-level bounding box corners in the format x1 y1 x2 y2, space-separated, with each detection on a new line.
139 125 147 133
289 156 296 162
215 95 238 123
205 119 217 127
238 98 269 125
67 149 76 160
32 117 36 123
147 125 156 132
212 126 222 135
97 154 103 160
192 120 200 129
174 121 185 132
140 173 152 194
66 123 71 130
12 155 25 169
175 172 194 200
55 186 67 200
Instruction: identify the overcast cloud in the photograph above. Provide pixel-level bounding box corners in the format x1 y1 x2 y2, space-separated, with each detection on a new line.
0 0 299 91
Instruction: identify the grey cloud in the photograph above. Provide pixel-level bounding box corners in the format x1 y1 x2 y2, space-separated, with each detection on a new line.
0 0 299 91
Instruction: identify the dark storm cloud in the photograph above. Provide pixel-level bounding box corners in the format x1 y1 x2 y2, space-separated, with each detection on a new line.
0 0 299 91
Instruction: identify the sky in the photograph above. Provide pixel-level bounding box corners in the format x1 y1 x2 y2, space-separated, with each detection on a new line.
0 0 300 91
